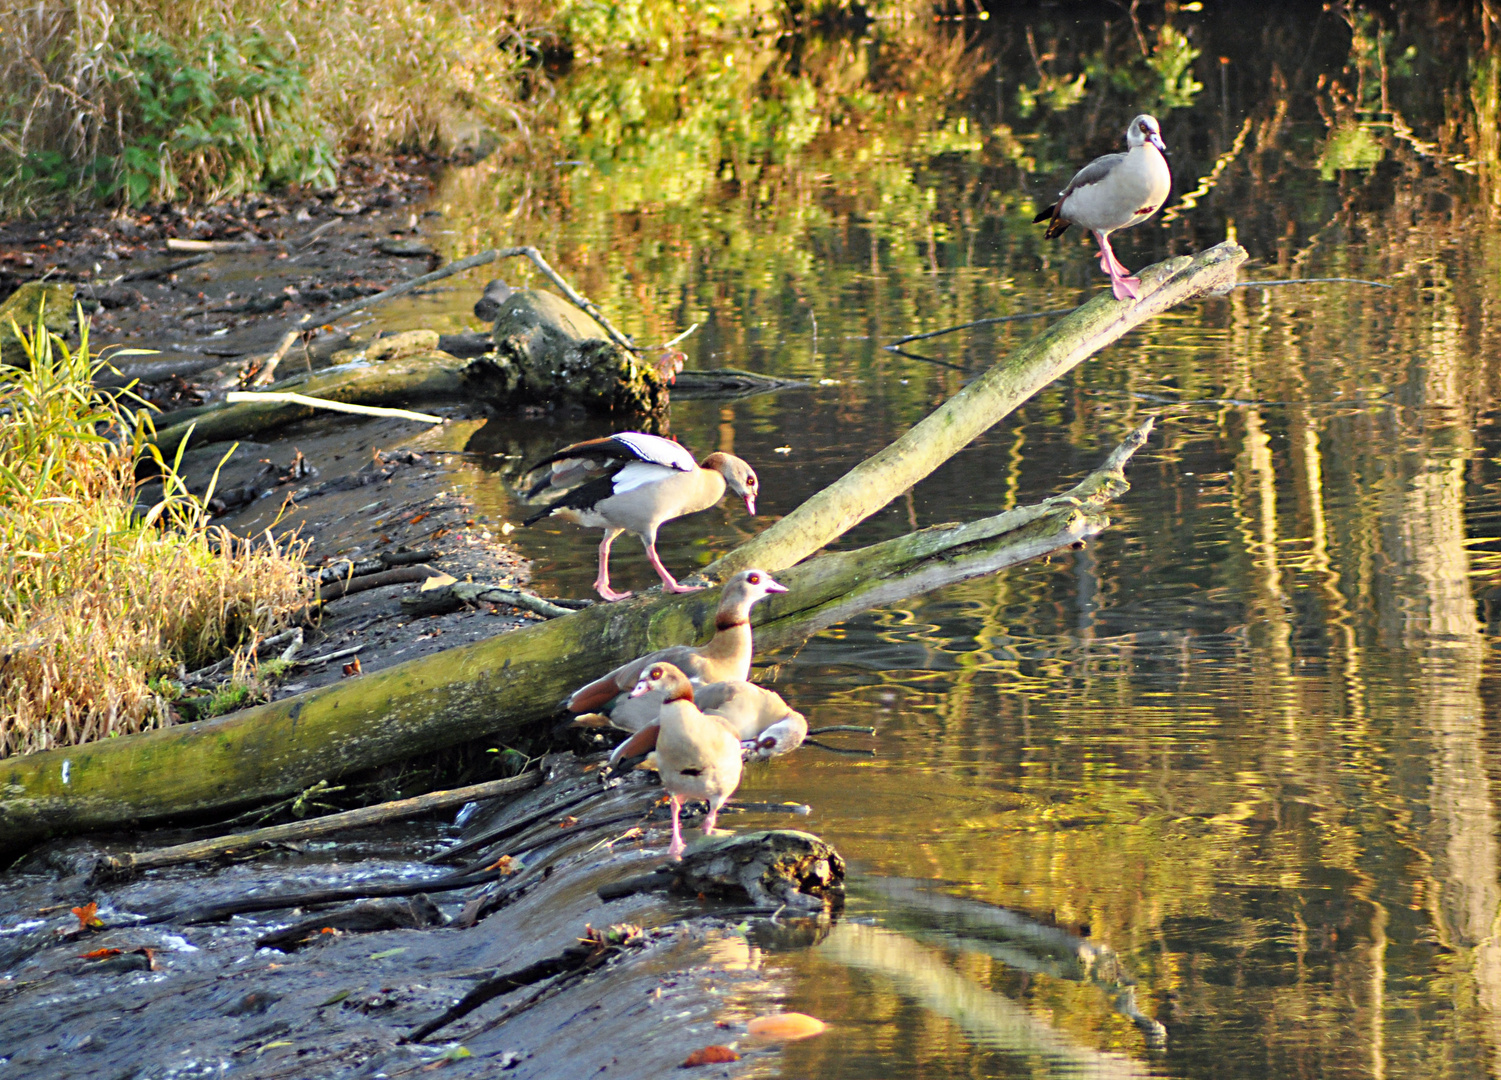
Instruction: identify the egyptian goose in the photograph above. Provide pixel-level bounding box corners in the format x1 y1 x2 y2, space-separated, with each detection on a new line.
522 432 759 602
696 681 808 760
596 680 807 765
1033 114 1171 301
566 569 787 721
611 662 743 858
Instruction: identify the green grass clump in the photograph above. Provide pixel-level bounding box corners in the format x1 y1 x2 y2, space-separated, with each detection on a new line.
0 309 313 758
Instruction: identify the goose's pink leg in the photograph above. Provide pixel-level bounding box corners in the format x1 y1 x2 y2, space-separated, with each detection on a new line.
668 794 687 859
1093 230 1140 301
702 800 722 835
595 528 632 602
644 539 706 594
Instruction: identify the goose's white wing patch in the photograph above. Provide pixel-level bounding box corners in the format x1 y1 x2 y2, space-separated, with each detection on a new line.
611 460 681 494
613 432 696 472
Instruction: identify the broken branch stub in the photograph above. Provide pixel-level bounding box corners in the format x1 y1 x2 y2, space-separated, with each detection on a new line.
705 242 1245 579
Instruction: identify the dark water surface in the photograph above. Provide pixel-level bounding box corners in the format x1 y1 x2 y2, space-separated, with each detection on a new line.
371 6 1501 1077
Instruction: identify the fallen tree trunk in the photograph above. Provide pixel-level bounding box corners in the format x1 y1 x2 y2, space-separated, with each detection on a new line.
704 240 1244 578
0 423 1149 855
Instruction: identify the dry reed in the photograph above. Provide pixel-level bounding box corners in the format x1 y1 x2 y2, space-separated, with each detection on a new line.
0 310 314 758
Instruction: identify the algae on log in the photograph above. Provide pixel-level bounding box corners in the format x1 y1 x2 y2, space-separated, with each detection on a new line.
704 241 1245 579
0 281 75 361
491 288 667 415
0 424 1149 856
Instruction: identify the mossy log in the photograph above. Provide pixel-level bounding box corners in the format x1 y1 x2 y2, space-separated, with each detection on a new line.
0 425 1147 855
705 241 1246 578
0 281 75 361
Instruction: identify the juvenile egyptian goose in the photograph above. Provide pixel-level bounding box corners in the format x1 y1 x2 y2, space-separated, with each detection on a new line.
599 679 807 766
522 432 759 602
610 662 743 859
566 569 787 721
1033 114 1171 301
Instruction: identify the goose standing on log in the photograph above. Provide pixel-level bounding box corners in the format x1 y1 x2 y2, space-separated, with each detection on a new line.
610 663 744 859
566 569 787 724
1033 114 1171 301
522 432 759 602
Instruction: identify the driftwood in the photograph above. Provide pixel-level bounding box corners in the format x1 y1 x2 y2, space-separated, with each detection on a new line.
222 391 444 425
0 418 1150 853
93 771 540 879
402 582 577 619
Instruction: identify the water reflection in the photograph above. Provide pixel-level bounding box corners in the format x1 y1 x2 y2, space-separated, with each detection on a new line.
390 3 1501 1077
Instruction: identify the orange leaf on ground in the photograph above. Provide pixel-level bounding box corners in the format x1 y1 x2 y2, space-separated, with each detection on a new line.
79 947 122 959
746 1012 827 1041
681 1046 739 1067
71 903 103 930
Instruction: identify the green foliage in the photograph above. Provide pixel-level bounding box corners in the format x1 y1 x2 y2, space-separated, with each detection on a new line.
1146 24 1203 112
108 30 335 204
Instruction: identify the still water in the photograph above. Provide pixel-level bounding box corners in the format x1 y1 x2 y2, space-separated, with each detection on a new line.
387 5 1501 1077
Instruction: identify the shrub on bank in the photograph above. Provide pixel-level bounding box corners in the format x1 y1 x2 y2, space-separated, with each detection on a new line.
0 311 312 758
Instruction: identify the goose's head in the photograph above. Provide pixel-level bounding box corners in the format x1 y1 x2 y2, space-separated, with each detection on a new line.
702 452 759 515
629 662 694 703
1126 114 1167 154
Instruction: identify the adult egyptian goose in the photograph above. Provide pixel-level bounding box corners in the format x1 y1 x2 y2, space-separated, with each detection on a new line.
1033 114 1171 301
598 679 807 766
611 662 743 859
522 432 759 602
566 569 787 722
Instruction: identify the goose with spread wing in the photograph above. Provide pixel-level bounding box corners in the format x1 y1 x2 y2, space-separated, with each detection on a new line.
522 432 758 602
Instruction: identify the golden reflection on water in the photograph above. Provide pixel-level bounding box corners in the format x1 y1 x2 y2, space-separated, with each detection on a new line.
392 8 1501 1076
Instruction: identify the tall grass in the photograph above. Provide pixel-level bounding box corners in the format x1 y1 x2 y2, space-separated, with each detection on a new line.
0 0 548 213
0 310 312 758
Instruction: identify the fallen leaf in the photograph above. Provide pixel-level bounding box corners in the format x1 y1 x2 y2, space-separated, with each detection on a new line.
71 903 103 930
681 1046 739 1066
746 1012 827 1041
318 989 352 1006
138 946 158 970
408 512 429 525
420 571 458 592
256 1041 294 1054
78 947 122 959
484 855 516 874
557 815 579 829
368 947 407 960
342 657 362 677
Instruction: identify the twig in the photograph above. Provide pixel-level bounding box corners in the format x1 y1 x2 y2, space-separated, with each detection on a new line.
292 643 365 667
278 628 304 663
223 391 444 424
94 772 541 878
1230 277 1392 290
115 253 214 284
317 563 444 601
167 237 283 253
884 308 1074 349
656 322 699 349
295 218 341 248
182 628 302 685
806 725 876 735
246 331 301 387
803 739 877 756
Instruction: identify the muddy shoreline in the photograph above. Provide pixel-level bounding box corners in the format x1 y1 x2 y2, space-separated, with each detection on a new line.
0 159 847 1078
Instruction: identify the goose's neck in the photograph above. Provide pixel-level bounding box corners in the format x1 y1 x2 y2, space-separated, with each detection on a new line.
703 617 752 663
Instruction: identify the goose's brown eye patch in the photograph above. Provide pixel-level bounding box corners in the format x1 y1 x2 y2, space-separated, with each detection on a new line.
748 574 761 584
